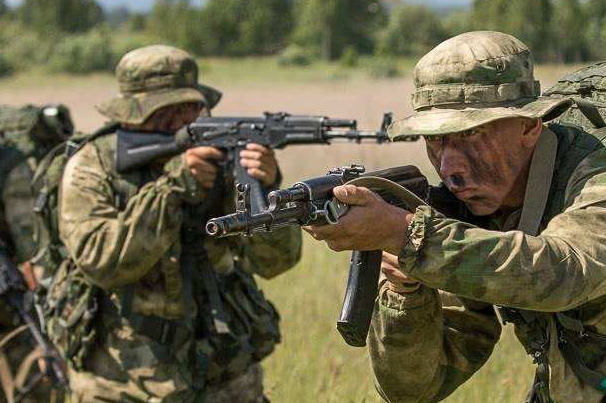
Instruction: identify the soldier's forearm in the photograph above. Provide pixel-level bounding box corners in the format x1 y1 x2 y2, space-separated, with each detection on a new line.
240 226 302 278
399 205 606 312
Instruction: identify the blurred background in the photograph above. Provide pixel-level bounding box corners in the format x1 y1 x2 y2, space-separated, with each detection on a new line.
0 0 599 401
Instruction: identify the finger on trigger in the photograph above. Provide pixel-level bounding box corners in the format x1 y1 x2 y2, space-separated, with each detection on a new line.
333 185 371 206
246 143 273 155
239 150 263 160
247 167 267 180
240 158 262 169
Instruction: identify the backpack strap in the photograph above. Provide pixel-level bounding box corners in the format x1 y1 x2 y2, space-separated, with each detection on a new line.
572 98 606 129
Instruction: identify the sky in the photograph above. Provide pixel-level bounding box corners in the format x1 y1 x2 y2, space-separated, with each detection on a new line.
5 0 472 12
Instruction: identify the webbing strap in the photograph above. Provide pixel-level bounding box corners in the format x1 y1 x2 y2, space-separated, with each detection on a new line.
574 98 606 129
518 128 558 235
559 339 606 392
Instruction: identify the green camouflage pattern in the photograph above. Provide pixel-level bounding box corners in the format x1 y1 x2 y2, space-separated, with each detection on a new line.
97 45 222 125
388 31 571 139
369 123 606 403
0 104 70 403
544 61 606 134
55 132 301 402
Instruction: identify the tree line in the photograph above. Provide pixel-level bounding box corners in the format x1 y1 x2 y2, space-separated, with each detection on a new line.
1 0 606 76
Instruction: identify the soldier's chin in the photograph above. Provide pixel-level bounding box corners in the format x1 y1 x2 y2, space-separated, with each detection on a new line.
464 197 499 216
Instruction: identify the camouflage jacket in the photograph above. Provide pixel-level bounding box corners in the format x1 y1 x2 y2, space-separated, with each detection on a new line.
369 123 606 403
58 133 301 393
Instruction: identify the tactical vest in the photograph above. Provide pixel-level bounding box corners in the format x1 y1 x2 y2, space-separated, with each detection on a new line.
43 129 280 385
497 123 606 403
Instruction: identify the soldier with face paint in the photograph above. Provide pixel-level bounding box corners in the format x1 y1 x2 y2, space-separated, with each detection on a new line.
306 31 606 403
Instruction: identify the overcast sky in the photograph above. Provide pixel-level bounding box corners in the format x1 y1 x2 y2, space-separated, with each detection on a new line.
5 0 472 12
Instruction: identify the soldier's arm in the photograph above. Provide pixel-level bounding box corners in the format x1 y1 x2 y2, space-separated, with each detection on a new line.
59 143 205 289
369 283 501 403
2 161 36 263
238 227 302 278
398 148 606 312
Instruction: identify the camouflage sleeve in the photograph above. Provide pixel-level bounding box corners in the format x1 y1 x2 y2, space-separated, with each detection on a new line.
59 143 205 289
239 226 302 279
2 161 36 263
225 170 302 279
397 148 606 312
369 283 501 403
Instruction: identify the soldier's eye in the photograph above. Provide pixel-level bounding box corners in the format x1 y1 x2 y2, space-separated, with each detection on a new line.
423 135 441 143
459 129 477 138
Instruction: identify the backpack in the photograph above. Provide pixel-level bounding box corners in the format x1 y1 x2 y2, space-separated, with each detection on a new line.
31 123 118 369
0 104 73 257
543 61 606 140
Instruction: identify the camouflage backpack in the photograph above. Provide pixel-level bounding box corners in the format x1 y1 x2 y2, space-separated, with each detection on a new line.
544 61 606 139
0 104 73 255
31 123 118 369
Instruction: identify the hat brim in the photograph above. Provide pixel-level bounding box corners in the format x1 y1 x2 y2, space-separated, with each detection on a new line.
388 97 572 141
96 84 223 125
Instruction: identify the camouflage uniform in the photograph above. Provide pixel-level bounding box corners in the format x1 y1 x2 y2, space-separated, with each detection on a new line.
369 31 606 403
0 104 72 402
56 46 301 403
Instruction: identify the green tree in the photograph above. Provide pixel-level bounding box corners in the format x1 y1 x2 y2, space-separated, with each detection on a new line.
378 4 447 56
471 0 553 61
19 0 103 34
0 0 7 17
552 0 587 62
198 0 293 56
584 0 606 59
292 0 386 60
147 0 202 53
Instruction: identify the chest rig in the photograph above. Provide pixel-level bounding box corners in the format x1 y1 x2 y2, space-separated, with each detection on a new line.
494 123 606 403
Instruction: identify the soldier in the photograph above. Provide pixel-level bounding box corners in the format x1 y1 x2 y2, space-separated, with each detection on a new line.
0 104 73 402
305 31 606 403
54 45 301 402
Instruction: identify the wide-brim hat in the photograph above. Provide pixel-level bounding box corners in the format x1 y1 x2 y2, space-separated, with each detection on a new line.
96 45 222 125
388 31 573 141
388 96 572 140
97 83 222 125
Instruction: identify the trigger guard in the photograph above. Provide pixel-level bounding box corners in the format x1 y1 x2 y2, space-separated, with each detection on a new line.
324 199 348 225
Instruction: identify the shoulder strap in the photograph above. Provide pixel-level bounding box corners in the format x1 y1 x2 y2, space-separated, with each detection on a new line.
572 98 606 129
517 127 559 235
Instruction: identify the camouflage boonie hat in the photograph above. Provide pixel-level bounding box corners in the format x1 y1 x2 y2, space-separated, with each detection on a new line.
388 31 572 140
97 45 222 125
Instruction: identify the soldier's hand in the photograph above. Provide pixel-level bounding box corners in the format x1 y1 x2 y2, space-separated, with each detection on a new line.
381 252 420 294
304 185 413 254
185 146 225 189
239 143 278 187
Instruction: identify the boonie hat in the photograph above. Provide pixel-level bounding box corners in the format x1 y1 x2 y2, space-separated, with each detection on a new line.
97 45 222 125
388 31 572 140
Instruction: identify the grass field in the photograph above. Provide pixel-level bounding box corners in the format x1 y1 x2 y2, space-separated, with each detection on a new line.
0 58 585 402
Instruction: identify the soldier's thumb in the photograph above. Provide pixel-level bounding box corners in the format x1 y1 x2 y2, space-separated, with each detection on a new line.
333 185 374 206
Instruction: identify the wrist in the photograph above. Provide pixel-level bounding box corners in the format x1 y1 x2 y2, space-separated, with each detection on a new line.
383 208 414 255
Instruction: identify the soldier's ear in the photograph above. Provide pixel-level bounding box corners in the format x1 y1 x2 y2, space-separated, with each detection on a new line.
521 118 542 148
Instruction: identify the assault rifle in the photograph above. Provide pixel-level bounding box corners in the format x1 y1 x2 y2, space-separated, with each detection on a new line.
115 112 418 214
0 246 67 398
205 165 475 347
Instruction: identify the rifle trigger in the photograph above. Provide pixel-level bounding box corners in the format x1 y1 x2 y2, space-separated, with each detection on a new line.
324 199 349 225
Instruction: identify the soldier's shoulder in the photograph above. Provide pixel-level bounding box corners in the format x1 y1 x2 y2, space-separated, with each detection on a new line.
64 131 117 180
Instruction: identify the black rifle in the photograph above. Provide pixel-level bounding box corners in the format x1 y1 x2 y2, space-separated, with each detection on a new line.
205 165 464 347
0 247 67 397
115 112 418 214
205 165 478 347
